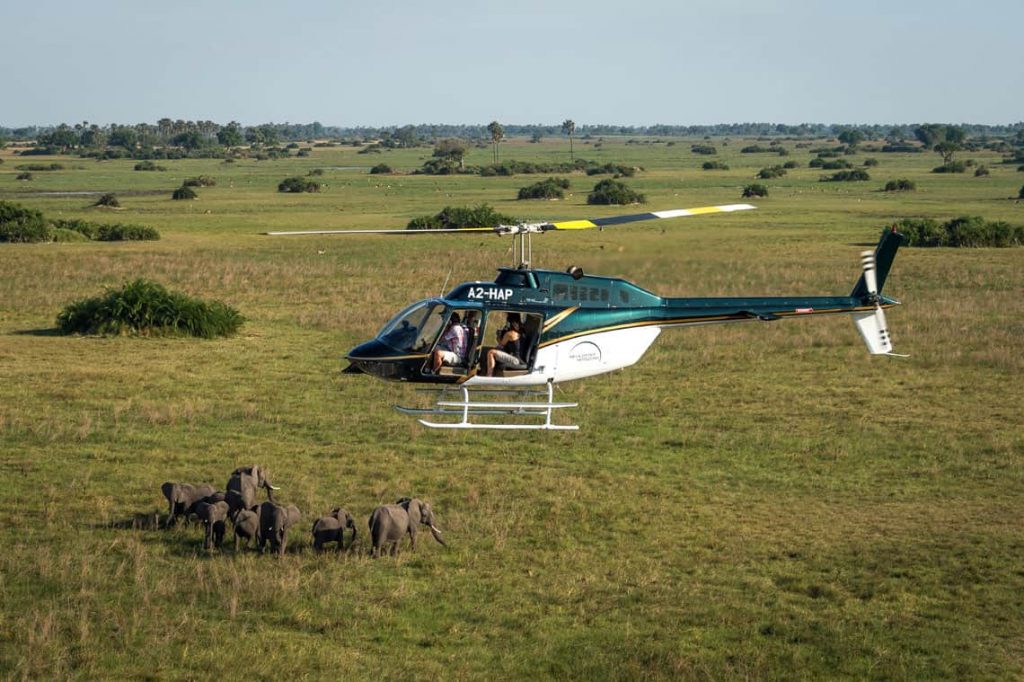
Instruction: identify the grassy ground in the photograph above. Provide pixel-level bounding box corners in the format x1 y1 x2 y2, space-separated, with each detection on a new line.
1 137 1022 679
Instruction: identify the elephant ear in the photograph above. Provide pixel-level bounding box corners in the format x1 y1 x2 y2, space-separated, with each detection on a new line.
407 498 423 525
161 482 175 501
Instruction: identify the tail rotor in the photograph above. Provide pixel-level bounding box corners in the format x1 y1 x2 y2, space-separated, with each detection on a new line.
852 249 905 357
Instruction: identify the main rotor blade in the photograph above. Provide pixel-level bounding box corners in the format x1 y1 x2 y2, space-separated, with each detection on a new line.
264 227 499 236
542 203 756 231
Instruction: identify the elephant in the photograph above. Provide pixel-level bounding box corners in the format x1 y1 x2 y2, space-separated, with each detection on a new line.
226 465 279 515
311 508 357 552
232 507 260 551
368 497 445 558
195 500 230 550
161 482 216 528
258 501 301 556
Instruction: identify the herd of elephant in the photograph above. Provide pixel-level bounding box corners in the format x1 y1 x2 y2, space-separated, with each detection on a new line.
160 465 446 557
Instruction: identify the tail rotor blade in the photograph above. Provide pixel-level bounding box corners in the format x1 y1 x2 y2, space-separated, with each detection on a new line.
860 250 878 297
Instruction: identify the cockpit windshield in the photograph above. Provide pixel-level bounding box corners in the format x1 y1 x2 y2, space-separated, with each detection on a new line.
377 300 446 353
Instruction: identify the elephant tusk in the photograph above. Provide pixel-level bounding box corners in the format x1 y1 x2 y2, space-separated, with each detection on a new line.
269 485 281 490
430 524 442 534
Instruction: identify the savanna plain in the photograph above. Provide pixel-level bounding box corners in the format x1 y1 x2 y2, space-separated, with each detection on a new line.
1 134 1022 680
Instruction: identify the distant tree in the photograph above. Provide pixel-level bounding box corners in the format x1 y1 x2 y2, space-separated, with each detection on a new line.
108 127 138 150
487 121 504 163
171 131 205 150
562 119 576 161
974 165 990 177
278 176 321 193
530 132 543 144
246 125 279 147
432 139 468 171
217 121 244 148
837 129 865 149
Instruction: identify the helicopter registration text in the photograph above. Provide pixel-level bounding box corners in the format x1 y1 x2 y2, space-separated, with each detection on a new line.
466 286 515 301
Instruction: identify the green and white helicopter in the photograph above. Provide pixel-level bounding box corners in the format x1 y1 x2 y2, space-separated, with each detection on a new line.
268 204 905 430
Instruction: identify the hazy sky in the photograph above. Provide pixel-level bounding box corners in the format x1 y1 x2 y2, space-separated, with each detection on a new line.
3 0 1022 127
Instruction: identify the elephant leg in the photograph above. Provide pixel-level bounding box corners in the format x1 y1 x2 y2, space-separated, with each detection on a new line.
409 528 417 551
235 533 240 552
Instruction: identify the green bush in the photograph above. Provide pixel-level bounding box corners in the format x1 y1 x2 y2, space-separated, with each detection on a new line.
883 179 916 192
407 204 517 230
369 164 393 174
50 218 159 241
974 166 990 177
584 163 637 177
821 169 870 182
182 175 216 187
702 161 729 170
933 161 966 173
586 179 645 205
51 227 90 242
0 201 50 242
278 176 321 193
782 160 799 169
57 278 244 337
15 163 63 171
1020 185 1024 199
517 177 570 200
809 158 853 169
742 184 768 198
308 168 325 176
864 157 879 167
134 161 166 171
94 193 121 207
691 144 717 155
16 172 33 181
758 166 786 179
896 216 1024 247
172 186 197 200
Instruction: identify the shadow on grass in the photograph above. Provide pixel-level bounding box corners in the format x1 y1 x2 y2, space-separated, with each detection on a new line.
11 328 63 337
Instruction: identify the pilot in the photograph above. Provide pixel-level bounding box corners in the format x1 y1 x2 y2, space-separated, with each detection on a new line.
430 312 468 373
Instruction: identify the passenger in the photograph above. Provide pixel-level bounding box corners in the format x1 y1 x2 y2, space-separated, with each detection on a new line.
430 313 468 373
484 315 526 376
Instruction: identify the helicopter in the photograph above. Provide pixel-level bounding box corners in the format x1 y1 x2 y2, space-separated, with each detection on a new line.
267 204 905 430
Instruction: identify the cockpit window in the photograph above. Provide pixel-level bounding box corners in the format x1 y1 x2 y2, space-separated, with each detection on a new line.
377 301 446 353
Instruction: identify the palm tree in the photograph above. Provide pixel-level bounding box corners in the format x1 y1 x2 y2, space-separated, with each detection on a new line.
487 121 504 164
562 119 576 162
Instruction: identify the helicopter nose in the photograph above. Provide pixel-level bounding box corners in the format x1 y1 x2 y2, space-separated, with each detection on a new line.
345 339 409 380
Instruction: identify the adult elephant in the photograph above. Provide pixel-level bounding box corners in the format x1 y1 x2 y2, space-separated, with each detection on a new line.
258 501 300 556
160 482 216 528
368 497 445 558
226 465 279 515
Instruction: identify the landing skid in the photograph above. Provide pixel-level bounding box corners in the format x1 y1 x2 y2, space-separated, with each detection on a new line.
395 382 578 431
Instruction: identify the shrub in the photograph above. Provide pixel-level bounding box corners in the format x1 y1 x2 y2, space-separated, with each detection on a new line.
308 168 325 176
517 177 570 200
974 166 990 177
702 161 729 170
691 144 717 155
369 163 393 174
758 166 786 179
182 176 216 187
864 157 879 167
896 216 1024 248
821 169 870 182
172 186 197 200
278 176 321 193
810 158 852 169
932 161 966 173
51 218 97 239
94 193 121 207
57 278 244 337
1020 185 1024 199
742 184 768 198
407 204 516 230
95 223 160 241
586 179 645 205
1018 165 1024 172
0 201 50 242
15 163 63 171
585 163 637 177
740 145 772 153
16 172 33 181
883 179 916 192
134 160 166 171
782 160 799 169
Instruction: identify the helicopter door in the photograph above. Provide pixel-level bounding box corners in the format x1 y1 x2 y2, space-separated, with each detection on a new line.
425 308 479 376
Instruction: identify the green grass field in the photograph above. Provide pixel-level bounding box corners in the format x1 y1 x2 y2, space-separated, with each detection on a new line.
1 136 1022 679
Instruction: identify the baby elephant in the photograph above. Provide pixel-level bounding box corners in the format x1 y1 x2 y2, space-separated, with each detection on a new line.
311 508 357 552
195 500 230 550
232 507 260 551
258 501 301 556
161 482 216 528
368 497 445 558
